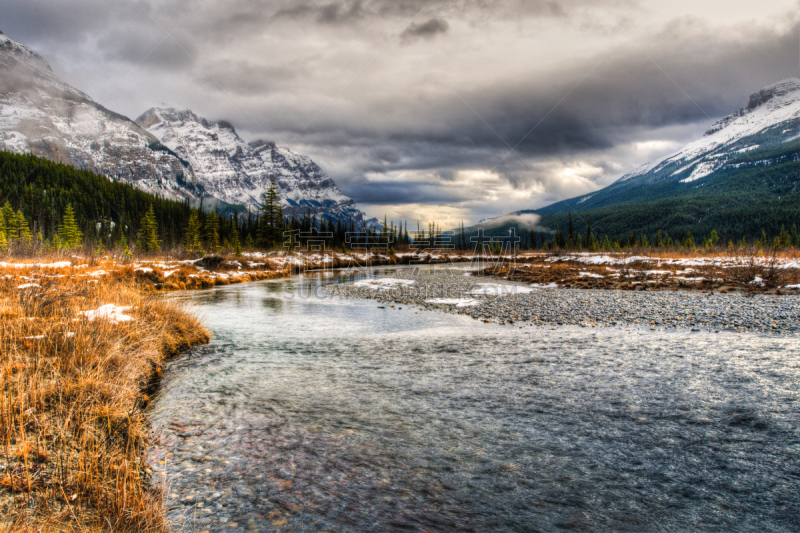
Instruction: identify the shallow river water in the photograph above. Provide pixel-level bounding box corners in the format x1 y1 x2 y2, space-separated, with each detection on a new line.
150 267 800 532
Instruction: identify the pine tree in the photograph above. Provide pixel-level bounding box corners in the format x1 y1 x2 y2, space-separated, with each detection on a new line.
184 209 203 252
585 219 592 246
567 211 575 244
0 210 7 250
137 205 161 253
654 230 663 248
203 209 220 251
791 224 799 248
258 177 283 248
588 233 599 252
245 233 254 250
757 229 767 248
601 235 612 251
1 202 13 244
230 218 242 256
683 230 695 250
709 229 720 247
778 225 790 248
59 204 83 250
14 211 32 245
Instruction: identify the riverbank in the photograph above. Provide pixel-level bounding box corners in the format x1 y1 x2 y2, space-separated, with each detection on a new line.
478 251 800 294
0 274 210 531
0 251 420 293
327 270 800 334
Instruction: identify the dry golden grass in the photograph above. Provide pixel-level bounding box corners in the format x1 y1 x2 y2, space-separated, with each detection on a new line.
0 272 210 532
484 248 800 294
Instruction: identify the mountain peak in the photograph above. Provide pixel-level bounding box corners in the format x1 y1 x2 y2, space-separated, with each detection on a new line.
746 78 800 110
249 139 277 150
703 78 799 137
0 31 54 76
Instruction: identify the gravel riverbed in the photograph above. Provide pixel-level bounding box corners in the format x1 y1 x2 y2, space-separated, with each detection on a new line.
326 270 800 335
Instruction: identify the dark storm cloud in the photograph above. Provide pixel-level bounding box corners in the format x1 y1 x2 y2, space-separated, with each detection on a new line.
400 18 449 41
269 17 798 187
275 1 369 24
341 180 466 205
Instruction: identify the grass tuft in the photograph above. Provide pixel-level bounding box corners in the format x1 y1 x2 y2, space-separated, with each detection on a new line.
0 272 210 532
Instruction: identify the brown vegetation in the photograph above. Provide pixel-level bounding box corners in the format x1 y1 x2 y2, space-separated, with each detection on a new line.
0 272 210 532
478 249 800 294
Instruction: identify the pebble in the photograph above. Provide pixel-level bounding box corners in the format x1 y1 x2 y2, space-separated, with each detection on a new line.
326 271 800 335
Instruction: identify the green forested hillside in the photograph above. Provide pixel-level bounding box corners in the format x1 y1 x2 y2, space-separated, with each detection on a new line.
0 151 195 249
535 149 800 244
0 151 402 253
462 138 799 246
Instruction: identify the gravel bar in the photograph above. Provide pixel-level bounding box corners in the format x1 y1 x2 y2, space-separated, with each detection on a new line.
326 271 800 335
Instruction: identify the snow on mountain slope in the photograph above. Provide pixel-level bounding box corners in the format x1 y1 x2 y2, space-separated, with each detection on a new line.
136 107 366 223
0 31 367 226
616 78 800 184
0 31 197 200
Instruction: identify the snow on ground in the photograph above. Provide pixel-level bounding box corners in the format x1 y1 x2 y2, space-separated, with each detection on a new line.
79 304 134 323
530 282 560 289
17 283 40 289
470 283 536 296
425 298 482 307
545 254 800 269
0 261 72 269
353 278 416 290
579 272 604 279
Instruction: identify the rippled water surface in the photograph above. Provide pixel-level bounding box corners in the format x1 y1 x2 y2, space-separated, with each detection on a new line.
151 268 800 532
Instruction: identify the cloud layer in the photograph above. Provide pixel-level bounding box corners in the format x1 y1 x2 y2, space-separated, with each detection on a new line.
2 0 799 227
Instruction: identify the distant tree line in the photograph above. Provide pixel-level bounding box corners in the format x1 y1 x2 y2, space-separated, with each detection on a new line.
451 211 800 253
0 151 410 256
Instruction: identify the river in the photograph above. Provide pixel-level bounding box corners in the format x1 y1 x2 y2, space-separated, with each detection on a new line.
149 267 800 532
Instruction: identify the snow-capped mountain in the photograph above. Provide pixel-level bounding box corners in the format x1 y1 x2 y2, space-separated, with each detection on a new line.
0 31 198 200
136 107 366 224
0 31 367 226
531 78 799 217
613 78 799 186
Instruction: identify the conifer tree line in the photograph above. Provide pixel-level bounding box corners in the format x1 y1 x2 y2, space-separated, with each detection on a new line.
2 151 797 256
0 151 409 255
449 211 800 252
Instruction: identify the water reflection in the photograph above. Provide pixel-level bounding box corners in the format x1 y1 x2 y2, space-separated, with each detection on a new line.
151 268 800 533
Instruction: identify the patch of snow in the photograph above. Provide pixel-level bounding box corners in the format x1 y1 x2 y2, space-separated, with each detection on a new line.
735 144 760 153
680 161 719 183
469 283 535 296
0 261 71 269
425 298 482 307
17 283 40 289
353 278 416 290
79 304 134 323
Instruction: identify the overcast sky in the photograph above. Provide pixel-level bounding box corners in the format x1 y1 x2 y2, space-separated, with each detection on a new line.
3 0 799 226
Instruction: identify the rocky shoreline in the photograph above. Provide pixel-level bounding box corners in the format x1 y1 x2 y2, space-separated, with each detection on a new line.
326 270 800 335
